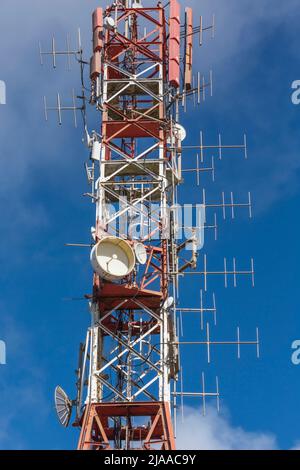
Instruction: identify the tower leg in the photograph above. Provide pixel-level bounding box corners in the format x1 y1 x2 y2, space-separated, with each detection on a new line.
78 402 175 451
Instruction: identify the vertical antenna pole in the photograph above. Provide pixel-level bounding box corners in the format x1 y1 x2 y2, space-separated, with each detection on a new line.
204 254 208 292
251 258 255 287
200 289 204 330
199 16 203 46
52 36 56 68
233 257 237 288
213 293 217 325
72 89 78 128
202 372 206 416
224 258 228 288
231 192 235 219
222 191 226 220
200 131 204 163
244 134 248 159
218 133 222 160
216 376 220 412
206 322 211 363
248 192 252 219
237 327 241 359
211 156 215 182
256 328 260 358
57 93 62 125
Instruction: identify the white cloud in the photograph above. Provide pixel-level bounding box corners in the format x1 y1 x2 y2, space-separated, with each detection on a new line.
291 442 300 451
176 406 278 450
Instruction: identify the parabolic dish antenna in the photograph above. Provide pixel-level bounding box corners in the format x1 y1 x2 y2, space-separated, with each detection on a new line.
175 123 187 142
163 296 174 310
167 123 187 144
90 236 136 282
54 386 72 428
134 242 147 265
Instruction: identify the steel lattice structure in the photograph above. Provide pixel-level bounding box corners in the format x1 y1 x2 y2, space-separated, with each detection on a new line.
78 1 180 450
43 0 260 452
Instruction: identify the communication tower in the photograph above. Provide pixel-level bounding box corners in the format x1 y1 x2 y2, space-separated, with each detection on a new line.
41 0 259 450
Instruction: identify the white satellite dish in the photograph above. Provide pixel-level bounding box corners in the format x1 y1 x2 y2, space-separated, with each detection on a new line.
167 123 187 144
175 123 187 142
134 243 147 265
163 296 174 310
91 236 136 282
104 16 115 30
54 386 72 428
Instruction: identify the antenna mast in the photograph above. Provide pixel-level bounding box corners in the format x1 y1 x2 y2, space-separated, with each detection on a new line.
42 0 259 451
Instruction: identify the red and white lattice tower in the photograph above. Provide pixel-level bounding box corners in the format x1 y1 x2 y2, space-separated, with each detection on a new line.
48 0 259 452
77 0 182 450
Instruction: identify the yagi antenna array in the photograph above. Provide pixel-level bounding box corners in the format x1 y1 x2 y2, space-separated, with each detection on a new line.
202 189 252 220
176 323 260 364
173 372 220 420
177 131 248 162
44 90 84 127
39 29 83 69
176 290 217 331
179 70 213 111
180 14 216 45
174 254 255 292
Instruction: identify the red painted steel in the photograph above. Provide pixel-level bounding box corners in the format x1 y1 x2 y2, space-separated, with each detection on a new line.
169 0 181 88
184 7 193 91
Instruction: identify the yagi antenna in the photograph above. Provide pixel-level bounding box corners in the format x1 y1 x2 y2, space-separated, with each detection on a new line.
181 70 213 110
199 14 216 46
182 155 215 184
44 89 83 127
173 372 220 419
202 189 252 220
175 254 255 292
176 323 260 365
176 131 248 161
39 29 83 69
176 290 217 330
180 14 216 46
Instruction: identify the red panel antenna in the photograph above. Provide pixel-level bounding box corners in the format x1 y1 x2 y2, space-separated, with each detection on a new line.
92 8 103 53
184 7 193 91
169 0 181 88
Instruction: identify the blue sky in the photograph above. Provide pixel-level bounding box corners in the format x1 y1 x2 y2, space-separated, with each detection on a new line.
0 0 300 450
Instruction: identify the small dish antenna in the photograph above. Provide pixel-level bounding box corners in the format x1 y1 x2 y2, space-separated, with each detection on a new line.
167 123 187 144
104 16 115 30
134 243 147 265
163 296 174 310
54 386 72 428
175 123 187 142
